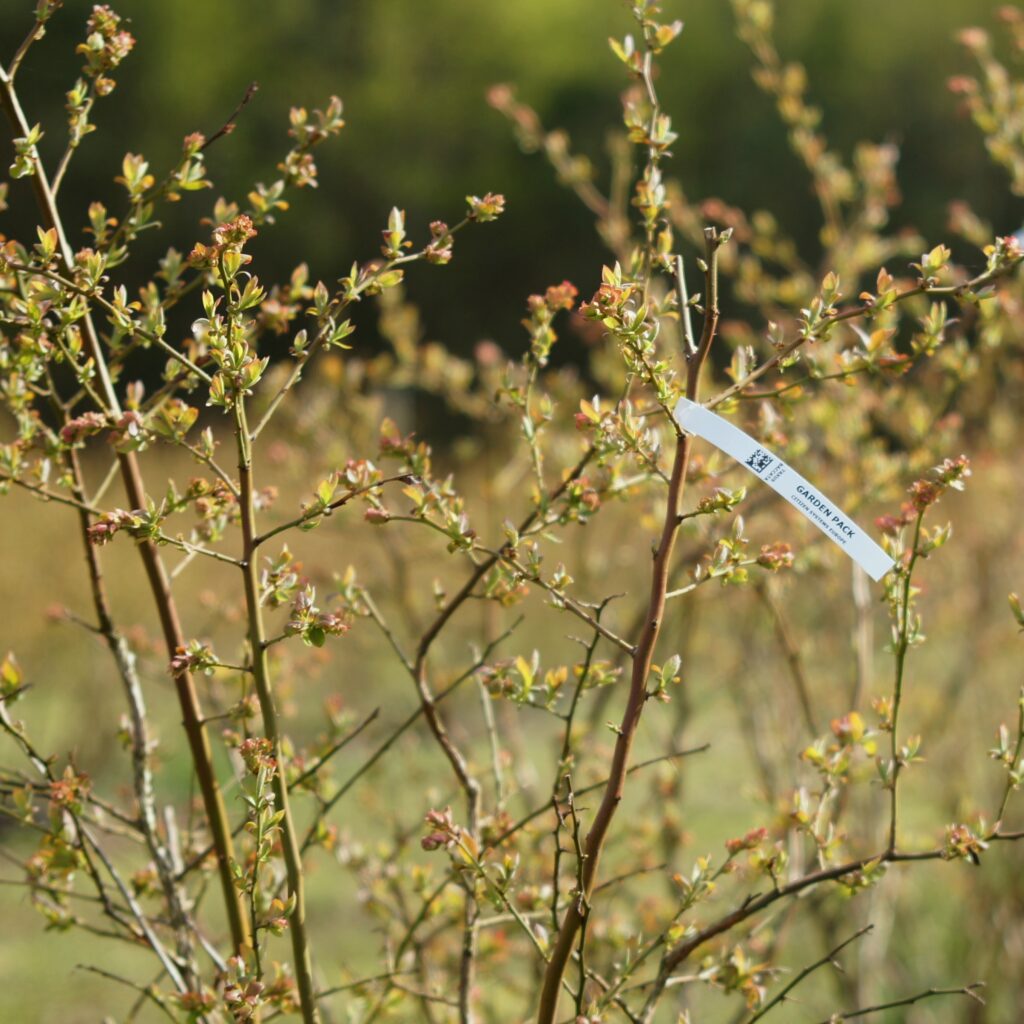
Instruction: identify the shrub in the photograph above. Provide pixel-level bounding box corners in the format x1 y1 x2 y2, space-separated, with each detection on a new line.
1 1 1024 1022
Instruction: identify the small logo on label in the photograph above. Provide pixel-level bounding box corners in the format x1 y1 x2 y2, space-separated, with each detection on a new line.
744 449 774 475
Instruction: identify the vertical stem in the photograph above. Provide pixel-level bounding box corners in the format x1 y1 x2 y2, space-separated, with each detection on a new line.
235 402 319 1024
125 447 251 951
850 566 873 711
757 581 818 738
65 446 198 982
408 649 480 1023
887 513 923 853
0 63 250 954
409 566 487 1023
458 889 480 1024
535 229 724 1024
675 255 697 357
477 678 506 809
248 767 268 984
995 687 1024 827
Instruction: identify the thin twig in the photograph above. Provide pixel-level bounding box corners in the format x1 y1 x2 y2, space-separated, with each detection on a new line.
291 707 381 789
201 81 259 152
744 925 873 1023
75 965 179 1024
814 981 985 1023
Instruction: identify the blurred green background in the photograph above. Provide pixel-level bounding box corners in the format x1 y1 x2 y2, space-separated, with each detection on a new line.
0 0 1019 362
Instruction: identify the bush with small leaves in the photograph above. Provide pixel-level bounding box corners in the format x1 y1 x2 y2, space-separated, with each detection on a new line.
2 2 1024 1023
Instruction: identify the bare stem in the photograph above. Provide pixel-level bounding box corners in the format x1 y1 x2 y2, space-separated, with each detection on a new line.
995 686 1024 826
756 581 818 738
744 924 872 1023
814 981 985 1022
234 397 319 1023
253 474 412 547
888 512 924 854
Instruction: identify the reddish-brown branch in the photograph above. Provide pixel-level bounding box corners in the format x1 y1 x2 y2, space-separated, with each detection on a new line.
535 227 725 1024
635 838 1024 1020
706 258 1023 412
0 63 250 953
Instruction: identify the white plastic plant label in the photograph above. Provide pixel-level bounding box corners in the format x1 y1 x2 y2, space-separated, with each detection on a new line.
673 397 895 581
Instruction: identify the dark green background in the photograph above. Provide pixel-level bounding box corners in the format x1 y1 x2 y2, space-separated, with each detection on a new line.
0 0 1017 360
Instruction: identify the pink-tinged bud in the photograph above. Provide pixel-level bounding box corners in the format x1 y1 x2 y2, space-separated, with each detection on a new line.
60 411 107 445
315 612 350 638
421 806 462 849
212 214 257 248
934 454 971 488
543 280 578 312
378 425 414 456
239 737 277 775
474 339 504 367
956 27 989 51
756 542 794 571
425 807 454 829
831 711 866 745
45 603 68 623
466 192 506 222
943 823 988 864
908 479 941 512
420 831 449 851
874 514 906 537
1000 235 1024 258
486 84 514 110
364 507 390 525
946 75 977 96
169 649 190 674
111 410 144 443
726 827 768 854
87 521 115 544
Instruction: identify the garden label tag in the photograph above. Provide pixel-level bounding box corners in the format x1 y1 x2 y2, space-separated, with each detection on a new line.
673 397 895 581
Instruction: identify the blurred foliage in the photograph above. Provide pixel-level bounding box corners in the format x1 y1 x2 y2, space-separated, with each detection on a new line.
0 0 1019 375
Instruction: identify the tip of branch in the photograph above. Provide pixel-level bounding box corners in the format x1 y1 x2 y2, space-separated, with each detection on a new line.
704 225 733 248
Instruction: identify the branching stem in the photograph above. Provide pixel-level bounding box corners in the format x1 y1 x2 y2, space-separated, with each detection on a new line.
0 59 249 953
535 227 726 1024
235 394 318 1022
